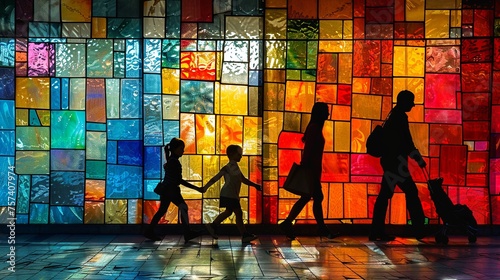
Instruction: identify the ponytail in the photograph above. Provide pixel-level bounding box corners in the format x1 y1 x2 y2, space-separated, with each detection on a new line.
164 138 184 160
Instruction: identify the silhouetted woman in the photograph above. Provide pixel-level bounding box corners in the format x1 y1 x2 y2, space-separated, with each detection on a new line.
279 102 340 240
144 138 203 242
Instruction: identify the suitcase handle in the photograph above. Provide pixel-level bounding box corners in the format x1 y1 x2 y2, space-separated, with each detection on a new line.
421 167 430 181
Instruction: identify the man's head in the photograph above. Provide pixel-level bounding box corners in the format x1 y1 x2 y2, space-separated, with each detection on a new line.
396 90 415 112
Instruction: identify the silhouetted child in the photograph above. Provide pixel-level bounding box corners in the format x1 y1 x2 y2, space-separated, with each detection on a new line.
202 144 262 243
144 138 204 243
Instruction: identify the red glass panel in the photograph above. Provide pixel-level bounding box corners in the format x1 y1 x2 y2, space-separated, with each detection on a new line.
467 151 489 173
473 10 493 37
371 78 392 95
463 121 490 140
394 0 404 21
425 74 459 108
278 149 301 176
448 187 489 224
419 184 434 219
181 0 212 22
263 196 277 224
440 145 467 186
319 0 352 19
351 154 383 175
288 0 317 19
180 52 216 81
492 196 500 224
462 63 491 92
186 200 202 223
424 109 461 124
494 71 500 104
353 40 380 77
278 131 304 149
462 39 492 63
394 23 405 39
337 84 351 105
366 0 394 6
381 40 393 63
406 22 424 39
491 159 500 194
430 124 462 144
354 0 365 17
467 174 488 187
322 153 349 182
354 18 365 39
430 158 440 178
462 93 490 121
381 64 392 77
351 175 382 183
462 9 474 24
492 106 500 133
492 134 500 158
365 7 393 24
494 39 500 71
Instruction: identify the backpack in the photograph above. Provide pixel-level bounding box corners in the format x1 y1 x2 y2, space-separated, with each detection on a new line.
366 111 391 158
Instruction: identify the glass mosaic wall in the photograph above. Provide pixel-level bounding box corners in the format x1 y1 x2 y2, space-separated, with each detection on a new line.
0 0 499 226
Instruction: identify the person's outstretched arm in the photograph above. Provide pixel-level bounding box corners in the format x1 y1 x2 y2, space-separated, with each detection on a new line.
241 176 262 191
180 179 204 192
202 167 226 193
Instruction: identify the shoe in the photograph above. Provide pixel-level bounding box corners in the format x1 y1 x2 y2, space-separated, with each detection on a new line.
143 230 161 241
205 223 218 239
184 230 202 243
242 233 258 243
318 227 341 240
278 220 296 240
368 234 396 242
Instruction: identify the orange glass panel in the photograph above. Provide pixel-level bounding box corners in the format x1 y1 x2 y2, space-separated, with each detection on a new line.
61 0 91 22
316 84 337 103
351 118 370 153
195 114 215 154
84 201 104 224
85 179 105 201
344 183 367 218
338 53 352 84
143 200 178 224
180 52 216 81
317 53 338 83
288 0 317 19
92 18 106 38
353 40 380 77
243 117 261 155
219 115 243 154
390 193 407 224
319 0 352 19
322 153 349 182
284 81 315 112
180 113 196 154
86 79 106 123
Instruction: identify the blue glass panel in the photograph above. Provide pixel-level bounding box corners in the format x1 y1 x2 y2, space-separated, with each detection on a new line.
51 111 85 149
106 165 142 198
31 175 49 203
29 22 50 37
144 179 160 200
0 156 15 206
16 175 29 213
61 78 69 109
167 0 180 16
30 203 49 224
116 0 141 17
121 79 142 118
87 123 106 131
107 18 142 39
50 171 84 206
29 109 41 126
114 52 125 78
144 94 162 146
50 206 83 224
0 100 15 129
125 39 142 77
0 68 15 99
16 214 28 224
48 23 61 37
117 140 143 166
108 120 142 140
0 131 14 155
162 39 180 68
51 78 61 109
249 70 262 86
92 0 116 17
163 120 179 143
166 16 180 38
144 39 161 74
107 140 117 163
180 81 214 113
51 150 85 171
144 74 161 93
0 39 14 67
144 146 161 179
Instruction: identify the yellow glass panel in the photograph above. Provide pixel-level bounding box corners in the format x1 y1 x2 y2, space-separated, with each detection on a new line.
263 143 277 166
243 117 261 155
16 109 28 126
425 10 450 39
84 201 104 224
334 121 351 152
181 184 203 199
338 53 352 84
327 183 343 218
61 0 91 22
393 46 425 77
265 40 286 68
162 95 179 120
70 78 86 110
162 68 180 94
203 198 220 223
284 81 315 113
15 151 49 174
249 87 259 116
180 113 196 154
390 193 407 224
344 184 367 218
265 9 287 40
203 156 220 199
16 78 50 109
37 110 51 126
351 119 371 153
264 69 286 82
92 18 106 38
180 155 202 181
393 78 424 104
410 123 429 156
266 0 286 7
317 120 332 153
352 77 370 93
343 20 353 39
352 94 382 119
427 0 462 9
263 82 285 111
214 82 220 114
318 40 352 52
320 20 343 39
220 85 248 115
105 199 127 224
196 114 216 154
451 10 461 27
406 0 424 21
263 111 283 143
263 166 277 181
219 115 243 153
331 105 351 121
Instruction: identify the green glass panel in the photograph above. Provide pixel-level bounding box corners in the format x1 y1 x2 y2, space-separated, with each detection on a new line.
86 131 107 160
162 39 180 68
287 41 307 69
86 161 106 179
87 39 113 77
307 41 318 69
16 151 50 174
56 44 86 77
106 79 120 118
51 111 85 149
16 127 50 150
287 20 319 40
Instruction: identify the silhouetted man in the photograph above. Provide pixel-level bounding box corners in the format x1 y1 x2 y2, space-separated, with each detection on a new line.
369 90 427 241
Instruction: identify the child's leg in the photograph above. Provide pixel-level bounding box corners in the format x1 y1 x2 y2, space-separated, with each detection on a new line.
233 207 246 235
149 197 171 228
212 208 233 227
176 202 191 233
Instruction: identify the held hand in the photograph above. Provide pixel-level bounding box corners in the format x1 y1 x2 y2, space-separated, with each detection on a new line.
199 186 206 193
417 158 427 168
255 184 262 191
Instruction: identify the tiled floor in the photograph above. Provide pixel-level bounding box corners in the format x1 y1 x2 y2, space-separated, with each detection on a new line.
1 232 499 279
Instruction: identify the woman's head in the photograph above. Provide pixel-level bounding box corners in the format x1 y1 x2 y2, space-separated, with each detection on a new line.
165 138 185 158
310 102 330 124
396 90 415 112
